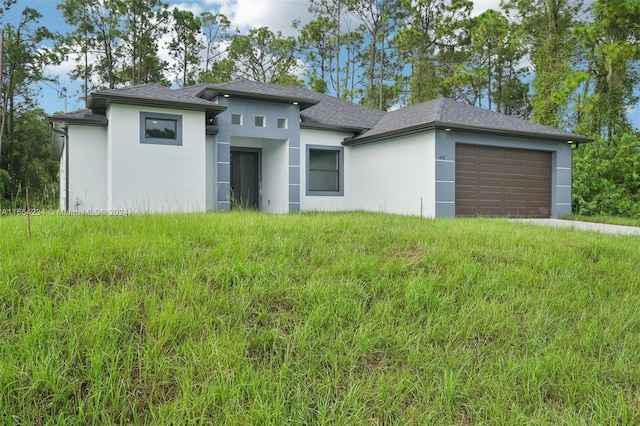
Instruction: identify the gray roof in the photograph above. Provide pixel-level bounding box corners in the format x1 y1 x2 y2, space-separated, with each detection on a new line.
48 109 108 125
179 79 386 131
345 97 591 144
87 83 227 116
51 82 590 144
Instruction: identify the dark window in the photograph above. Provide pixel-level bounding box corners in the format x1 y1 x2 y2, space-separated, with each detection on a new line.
306 145 344 196
145 118 177 139
140 112 182 146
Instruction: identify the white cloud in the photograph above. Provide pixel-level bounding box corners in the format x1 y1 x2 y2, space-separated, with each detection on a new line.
196 0 505 35
171 2 205 14
471 0 502 16
203 0 312 36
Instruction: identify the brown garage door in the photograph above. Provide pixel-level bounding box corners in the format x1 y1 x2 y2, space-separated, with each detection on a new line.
455 144 551 218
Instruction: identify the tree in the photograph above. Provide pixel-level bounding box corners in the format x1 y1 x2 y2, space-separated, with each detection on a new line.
573 134 640 217
347 0 402 109
167 8 202 86
0 8 57 203
117 0 169 85
569 0 640 142
0 0 16 20
396 0 473 104
295 16 339 94
306 0 349 98
501 0 582 127
1 7 54 167
57 0 124 98
200 11 231 83
224 27 302 85
1 109 58 204
444 9 529 116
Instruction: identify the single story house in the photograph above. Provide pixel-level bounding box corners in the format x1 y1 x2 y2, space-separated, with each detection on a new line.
49 80 591 218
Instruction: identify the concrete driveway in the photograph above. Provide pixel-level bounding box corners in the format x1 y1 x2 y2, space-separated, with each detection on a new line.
512 218 640 236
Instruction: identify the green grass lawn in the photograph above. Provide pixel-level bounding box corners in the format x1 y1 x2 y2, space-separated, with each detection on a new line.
1 212 639 424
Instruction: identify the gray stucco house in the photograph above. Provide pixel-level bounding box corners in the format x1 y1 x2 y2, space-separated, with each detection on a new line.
50 80 591 218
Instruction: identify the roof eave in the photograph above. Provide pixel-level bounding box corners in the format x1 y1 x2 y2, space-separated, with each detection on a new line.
301 121 367 134
201 88 319 110
48 115 109 126
343 123 435 145
434 122 593 144
343 122 593 145
88 94 227 115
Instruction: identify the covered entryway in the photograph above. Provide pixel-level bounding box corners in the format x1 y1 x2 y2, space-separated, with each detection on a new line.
230 148 261 209
455 144 552 218
226 136 289 213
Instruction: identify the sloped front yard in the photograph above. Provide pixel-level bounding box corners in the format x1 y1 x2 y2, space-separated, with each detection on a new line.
1 212 639 424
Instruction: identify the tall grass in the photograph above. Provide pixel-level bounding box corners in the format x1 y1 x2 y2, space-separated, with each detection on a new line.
1 212 639 424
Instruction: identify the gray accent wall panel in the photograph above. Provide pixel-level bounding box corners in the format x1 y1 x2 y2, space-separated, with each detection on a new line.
217 141 230 161
436 181 455 203
435 160 455 182
216 141 231 209
289 184 301 203
217 201 231 211
289 165 300 185
217 162 230 182
289 147 300 166
435 129 573 218
556 185 572 203
435 202 455 218
216 97 300 142
556 167 572 184
215 97 302 213
217 182 230 202
288 143 301 213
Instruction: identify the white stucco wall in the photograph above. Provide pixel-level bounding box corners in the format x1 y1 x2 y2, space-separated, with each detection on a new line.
299 128 354 212
106 104 207 213
67 125 108 213
57 137 67 211
351 132 436 217
262 140 288 214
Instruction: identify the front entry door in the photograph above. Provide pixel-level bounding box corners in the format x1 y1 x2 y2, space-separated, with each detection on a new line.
230 149 260 209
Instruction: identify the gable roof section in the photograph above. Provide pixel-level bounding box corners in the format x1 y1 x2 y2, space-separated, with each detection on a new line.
344 97 592 145
184 80 319 110
48 109 109 126
179 79 386 132
88 83 227 116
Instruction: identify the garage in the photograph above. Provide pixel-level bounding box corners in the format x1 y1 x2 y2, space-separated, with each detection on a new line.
455 144 552 218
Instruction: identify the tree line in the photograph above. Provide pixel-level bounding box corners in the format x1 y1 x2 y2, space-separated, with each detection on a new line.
1 0 639 217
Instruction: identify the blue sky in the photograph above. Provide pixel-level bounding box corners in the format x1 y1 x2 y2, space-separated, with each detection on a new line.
4 0 638 130
4 0 320 114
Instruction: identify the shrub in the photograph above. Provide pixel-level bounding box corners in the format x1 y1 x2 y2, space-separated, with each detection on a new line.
572 133 640 218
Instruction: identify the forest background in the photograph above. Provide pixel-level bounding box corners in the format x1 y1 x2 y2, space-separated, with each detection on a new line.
0 0 638 218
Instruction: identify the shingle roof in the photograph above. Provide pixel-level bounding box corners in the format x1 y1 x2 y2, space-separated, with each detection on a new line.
87 83 226 115
52 82 590 144
48 109 108 125
345 97 591 144
179 79 386 131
